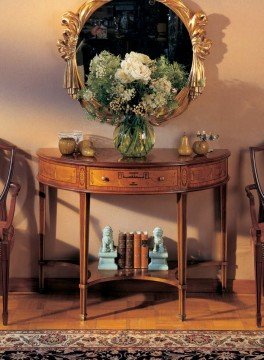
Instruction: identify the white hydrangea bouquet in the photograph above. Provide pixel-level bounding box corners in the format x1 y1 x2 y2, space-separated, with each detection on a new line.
78 51 187 157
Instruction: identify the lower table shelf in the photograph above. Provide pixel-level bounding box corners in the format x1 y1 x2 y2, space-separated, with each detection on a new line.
40 259 222 289
86 260 222 288
88 264 178 287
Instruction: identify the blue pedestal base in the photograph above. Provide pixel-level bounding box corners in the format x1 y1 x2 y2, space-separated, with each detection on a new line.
148 250 168 270
98 247 118 270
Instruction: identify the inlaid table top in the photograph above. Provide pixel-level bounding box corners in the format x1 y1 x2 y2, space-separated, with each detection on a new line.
37 148 230 167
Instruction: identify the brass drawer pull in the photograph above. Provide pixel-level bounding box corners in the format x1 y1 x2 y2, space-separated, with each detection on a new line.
101 176 110 182
158 176 165 181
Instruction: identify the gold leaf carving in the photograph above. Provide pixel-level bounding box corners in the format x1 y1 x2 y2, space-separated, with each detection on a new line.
188 12 212 99
57 1 111 98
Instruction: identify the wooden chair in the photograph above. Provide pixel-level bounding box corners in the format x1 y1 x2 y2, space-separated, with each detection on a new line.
0 142 20 325
245 144 264 327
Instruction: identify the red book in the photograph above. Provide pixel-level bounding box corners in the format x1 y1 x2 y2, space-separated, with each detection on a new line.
117 232 126 269
141 231 149 269
134 231 142 269
125 232 134 269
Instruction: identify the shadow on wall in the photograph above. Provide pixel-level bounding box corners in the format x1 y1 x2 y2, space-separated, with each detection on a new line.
46 187 100 261
199 12 264 280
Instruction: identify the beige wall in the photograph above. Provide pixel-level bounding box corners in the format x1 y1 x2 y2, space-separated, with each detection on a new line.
0 1 263 281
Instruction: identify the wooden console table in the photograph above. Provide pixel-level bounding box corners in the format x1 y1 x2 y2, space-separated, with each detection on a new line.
37 148 230 321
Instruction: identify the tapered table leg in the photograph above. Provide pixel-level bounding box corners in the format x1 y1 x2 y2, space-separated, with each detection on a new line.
177 193 187 321
39 183 46 293
219 184 228 292
79 192 90 320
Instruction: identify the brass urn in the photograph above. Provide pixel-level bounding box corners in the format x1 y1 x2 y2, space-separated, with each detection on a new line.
58 137 76 155
193 140 209 155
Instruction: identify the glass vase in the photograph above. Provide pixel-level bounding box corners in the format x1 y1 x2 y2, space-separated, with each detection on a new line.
113 114 155 158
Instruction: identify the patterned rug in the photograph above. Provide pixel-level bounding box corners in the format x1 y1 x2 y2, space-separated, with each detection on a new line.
0 330 263 359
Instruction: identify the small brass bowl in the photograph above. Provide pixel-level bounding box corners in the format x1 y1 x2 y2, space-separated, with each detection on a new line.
58 137 76 155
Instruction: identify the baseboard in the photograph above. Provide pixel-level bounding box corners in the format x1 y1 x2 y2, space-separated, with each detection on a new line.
9 278 256 294
230 279 255 294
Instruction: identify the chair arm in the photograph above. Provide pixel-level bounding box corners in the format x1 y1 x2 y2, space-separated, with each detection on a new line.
0 182 20 231
250 145 264 152
245 184 261 234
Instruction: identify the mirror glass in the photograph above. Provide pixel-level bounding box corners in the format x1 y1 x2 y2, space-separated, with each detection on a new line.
76 0 193 85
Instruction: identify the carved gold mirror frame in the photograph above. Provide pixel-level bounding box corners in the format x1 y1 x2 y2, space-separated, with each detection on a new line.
57 0 211 125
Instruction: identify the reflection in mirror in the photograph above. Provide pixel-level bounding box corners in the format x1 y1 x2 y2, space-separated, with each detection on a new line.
58 0 211 121
76 0 192 85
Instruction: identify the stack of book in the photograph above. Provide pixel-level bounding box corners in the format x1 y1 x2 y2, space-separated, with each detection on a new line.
117 231 149 269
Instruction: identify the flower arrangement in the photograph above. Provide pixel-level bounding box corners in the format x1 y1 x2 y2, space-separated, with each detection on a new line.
196 131 219 142
78 50 188 157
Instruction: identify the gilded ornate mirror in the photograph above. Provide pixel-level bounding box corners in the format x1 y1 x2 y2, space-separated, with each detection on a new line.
58 0 211 124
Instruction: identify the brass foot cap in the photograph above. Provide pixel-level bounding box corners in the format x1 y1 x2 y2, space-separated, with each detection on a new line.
257 316 262 328
2 314 8 326
80 314 87 321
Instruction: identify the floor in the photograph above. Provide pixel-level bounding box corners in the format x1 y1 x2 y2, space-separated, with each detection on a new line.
2 291 262 330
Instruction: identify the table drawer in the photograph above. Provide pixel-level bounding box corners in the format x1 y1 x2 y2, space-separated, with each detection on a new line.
89 168 179 190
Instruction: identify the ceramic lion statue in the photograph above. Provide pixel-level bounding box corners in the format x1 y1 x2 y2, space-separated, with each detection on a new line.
153 227 165 253
101 225 115 253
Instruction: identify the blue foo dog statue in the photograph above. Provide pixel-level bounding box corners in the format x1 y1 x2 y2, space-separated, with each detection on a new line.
148 227 168 270
98 226 117 270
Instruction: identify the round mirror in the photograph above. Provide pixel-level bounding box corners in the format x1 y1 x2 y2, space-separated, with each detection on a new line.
58 0 211 123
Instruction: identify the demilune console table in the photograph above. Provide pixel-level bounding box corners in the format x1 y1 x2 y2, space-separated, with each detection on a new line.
37 148 230 321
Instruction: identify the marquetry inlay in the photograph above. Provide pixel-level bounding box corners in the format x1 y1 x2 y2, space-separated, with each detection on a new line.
189 160 227 187
180 167 188 188
39 160 77 184
78 166 86 188
89 168 179 192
